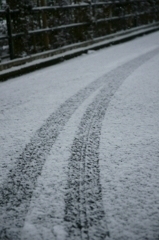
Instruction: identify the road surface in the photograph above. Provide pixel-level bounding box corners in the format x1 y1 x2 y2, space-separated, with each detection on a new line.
0 31 159 240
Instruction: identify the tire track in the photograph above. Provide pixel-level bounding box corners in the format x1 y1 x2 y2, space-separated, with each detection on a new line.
64 77 121 240
0 80 104 240
0 47 159 240
64 48 159 240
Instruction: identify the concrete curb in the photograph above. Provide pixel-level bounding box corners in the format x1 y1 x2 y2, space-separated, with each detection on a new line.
0 23 159 81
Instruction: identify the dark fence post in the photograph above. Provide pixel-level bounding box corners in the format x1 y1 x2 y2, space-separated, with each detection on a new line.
6 6 14 59
41 0 50 49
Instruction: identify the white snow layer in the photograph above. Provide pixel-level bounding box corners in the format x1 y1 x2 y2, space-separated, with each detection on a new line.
99 50 159 240
0 31 159 240
21 87 102 240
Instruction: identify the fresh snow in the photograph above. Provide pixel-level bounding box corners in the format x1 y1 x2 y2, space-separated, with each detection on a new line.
99 52 159 240
0 31 159 240
22 88 102 240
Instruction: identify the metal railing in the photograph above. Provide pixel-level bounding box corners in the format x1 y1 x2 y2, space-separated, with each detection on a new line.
0 0 159 61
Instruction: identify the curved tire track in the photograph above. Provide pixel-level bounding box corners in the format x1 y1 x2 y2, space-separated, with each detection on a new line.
64 75 122 240
64 48 159 240
0 47 159 240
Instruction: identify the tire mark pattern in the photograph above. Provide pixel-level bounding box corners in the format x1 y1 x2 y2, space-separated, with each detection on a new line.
0 79 105 240
0 47 159 240
64 48 159 240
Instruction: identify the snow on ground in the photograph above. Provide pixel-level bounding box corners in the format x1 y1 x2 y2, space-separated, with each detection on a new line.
22 87 102 240
0 31 159 240
99 50 159 240
0 32 158 183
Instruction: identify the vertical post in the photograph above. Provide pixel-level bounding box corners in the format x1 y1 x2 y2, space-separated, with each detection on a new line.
6 6 14 59
122 2 126 30
153 0 156 22
41 0 49 49
128 2 133 28
91 1 95 38
134 1 138 27
108 4 112 33
6 0 23 58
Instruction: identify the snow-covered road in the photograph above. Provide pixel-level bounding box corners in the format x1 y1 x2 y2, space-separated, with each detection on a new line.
0 31 159 240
